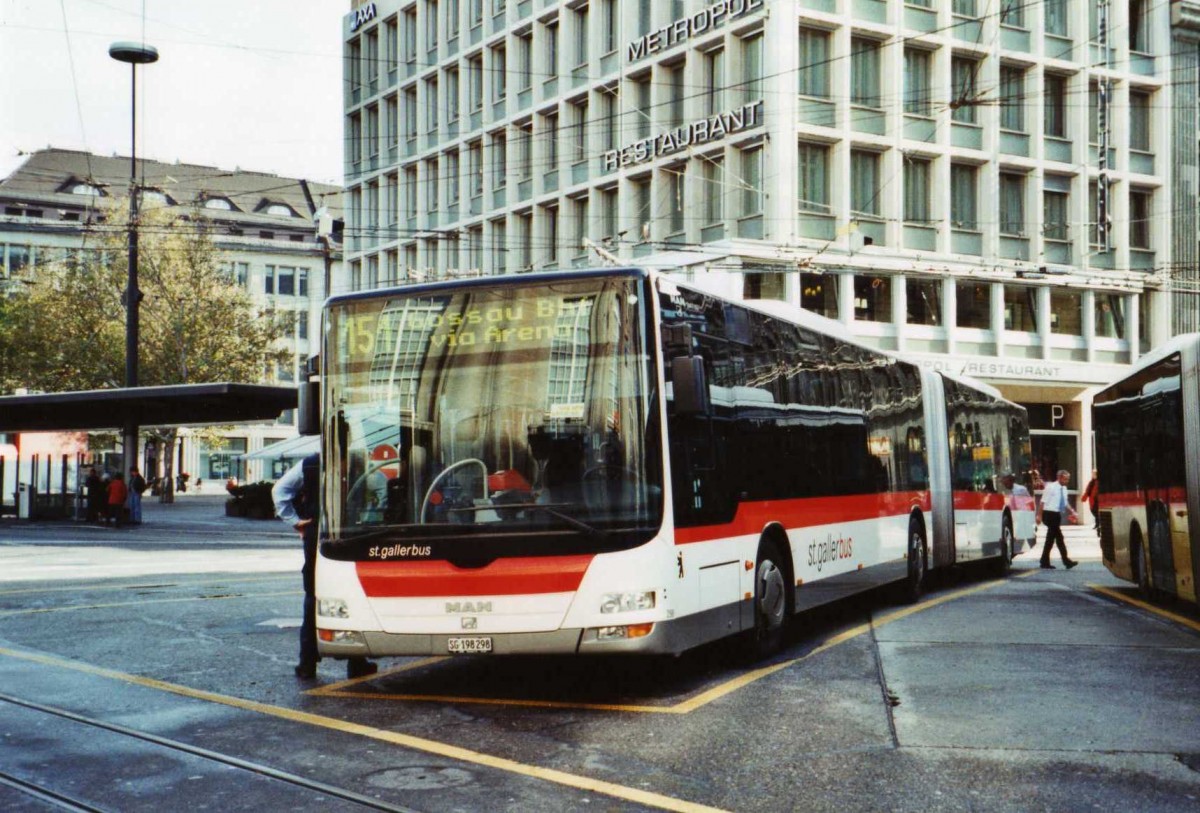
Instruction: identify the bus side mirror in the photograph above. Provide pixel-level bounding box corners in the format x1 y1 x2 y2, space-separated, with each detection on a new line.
297 380 320 436
672 356 709 416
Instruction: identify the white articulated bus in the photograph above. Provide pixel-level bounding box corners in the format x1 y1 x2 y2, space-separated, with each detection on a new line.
303 268 1032 660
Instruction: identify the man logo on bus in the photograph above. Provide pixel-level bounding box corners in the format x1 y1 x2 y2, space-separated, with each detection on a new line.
446 601 492 614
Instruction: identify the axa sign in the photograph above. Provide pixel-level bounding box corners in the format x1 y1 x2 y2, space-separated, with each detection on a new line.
349 2 377 32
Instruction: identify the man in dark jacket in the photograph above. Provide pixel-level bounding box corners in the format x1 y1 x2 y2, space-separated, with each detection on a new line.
273 453 376 680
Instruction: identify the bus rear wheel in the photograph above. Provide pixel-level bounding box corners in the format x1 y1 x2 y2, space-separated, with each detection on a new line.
745 540 789 660
1130 525 1150 595
901 517 928 604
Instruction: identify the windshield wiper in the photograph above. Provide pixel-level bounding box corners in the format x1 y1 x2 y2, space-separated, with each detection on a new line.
447 502 608 540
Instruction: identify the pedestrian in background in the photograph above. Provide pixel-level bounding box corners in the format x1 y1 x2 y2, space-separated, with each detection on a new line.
106 472 128 527
1038 469 1078 570
127 467 147 525
273 453 376 681
85 467 104 522
1081 469 1100 532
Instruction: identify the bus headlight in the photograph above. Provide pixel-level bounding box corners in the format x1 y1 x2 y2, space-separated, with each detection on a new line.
317 598 350 618
599 591 656 614
596 623 654 640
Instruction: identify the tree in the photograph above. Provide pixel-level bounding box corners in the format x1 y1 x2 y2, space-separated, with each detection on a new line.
1 198 290 500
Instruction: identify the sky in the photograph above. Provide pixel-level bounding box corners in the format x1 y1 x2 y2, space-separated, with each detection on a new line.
0 0 347 184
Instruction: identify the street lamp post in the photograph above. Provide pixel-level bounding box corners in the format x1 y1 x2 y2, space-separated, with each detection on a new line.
109 41 158 481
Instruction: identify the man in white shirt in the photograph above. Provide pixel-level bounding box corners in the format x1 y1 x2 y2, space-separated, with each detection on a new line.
1038 469 1078 570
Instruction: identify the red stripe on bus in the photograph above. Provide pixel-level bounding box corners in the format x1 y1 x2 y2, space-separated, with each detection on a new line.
674 491 932 545
355 555 593 597
1099 488 1188 509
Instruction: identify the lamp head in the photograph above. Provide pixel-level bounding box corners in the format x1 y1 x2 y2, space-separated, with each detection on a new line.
109 42 159 65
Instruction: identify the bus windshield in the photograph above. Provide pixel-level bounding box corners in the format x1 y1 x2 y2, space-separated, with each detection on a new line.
322 274 662 558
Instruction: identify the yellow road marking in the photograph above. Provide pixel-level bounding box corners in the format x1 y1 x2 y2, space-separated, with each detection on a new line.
0 591 300 617
313 572 1037 713
0 645 730 813
1088 584 1200 634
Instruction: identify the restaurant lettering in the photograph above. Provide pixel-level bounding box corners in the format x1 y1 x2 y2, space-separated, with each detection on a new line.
603 101 763 172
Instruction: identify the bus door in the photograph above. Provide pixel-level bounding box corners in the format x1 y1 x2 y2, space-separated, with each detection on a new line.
921 371 954 567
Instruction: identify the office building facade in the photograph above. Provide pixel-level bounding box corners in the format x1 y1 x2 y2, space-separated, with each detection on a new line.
343 0 1199 498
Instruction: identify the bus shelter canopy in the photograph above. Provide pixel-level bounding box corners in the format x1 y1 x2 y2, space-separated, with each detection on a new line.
0 384 297 432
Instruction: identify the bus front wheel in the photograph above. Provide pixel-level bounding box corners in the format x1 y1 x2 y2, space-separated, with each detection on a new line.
745 540 789 659
991 514 1013 578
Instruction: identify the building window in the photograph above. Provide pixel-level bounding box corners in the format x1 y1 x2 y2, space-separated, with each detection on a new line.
572 99 588 163
469 55 483 111
446 150 460 205
545 206 559 265
1000 66 1025 131
1130 188 1152 249
546 21 559 76
601 88 618 152
602 0 618 55
403 8 417 64
797 28 830 98
1045 0 1067 35
1050 290 1082 335
797 142 829 214
854 275 891 323
264 265 275 295
667 61 686 128
492 45 506 102
298 268 309 297
469 141 483 198
427 0 439 52
850 150 880 217
517 213 533 269
633 177 651 240
544 112 559 166
1130 0 1149 53
1043 188 1069 242
904 49 932 116
1004 285 1037 331
516 124 532 181
425 78 439 133
403 88 418 143
1095 294 1126 339
1000 0 1024 27
447 0 459 40
518 33 532 91
999 173 1025 236
801 271 837 319
956 282 990 330
1044 74 1067 138
953 0 976 15
904 156 931 223
1130 90 1151 152
741 32 763 104
850 38 881 108
705 48 725 115
574 5 588 66
740 146 763 218
950 164 977 229
703 156 723 225
633 75 652 138
667 167 685 235
744 272 786 302
1089 82 1101 144
492 132 507 187
950 57 978 124
573 197 588 257
907 278 941 326
426 159 440 210
600 187 618 242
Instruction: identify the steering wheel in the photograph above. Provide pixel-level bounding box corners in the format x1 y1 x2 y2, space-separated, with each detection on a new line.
419 458 489 524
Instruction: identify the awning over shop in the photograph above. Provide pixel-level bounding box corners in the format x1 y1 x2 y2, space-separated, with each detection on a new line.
0 383 297 432
240 434 319 461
